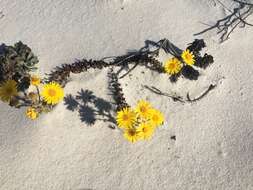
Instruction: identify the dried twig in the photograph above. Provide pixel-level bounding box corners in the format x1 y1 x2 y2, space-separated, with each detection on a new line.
143 85 185 103
144 84 217 103
195 0 253 42
233 0 253 6
186 84 217 102
115 55 164 78
119 62 139 79
114 45 164 78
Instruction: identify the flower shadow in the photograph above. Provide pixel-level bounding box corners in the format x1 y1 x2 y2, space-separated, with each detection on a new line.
64 89 116 128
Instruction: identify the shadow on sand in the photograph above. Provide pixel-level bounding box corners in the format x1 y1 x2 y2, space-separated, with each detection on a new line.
64 89 116 128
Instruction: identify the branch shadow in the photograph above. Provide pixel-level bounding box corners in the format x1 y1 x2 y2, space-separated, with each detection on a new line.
64 89 116 128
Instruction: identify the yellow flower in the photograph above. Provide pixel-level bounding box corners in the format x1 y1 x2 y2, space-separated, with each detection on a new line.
123 127 141 143
137 122 155 140
41 82 64 105
148 109 164 127
0 80 18 102
164 58 182 75
135 100 152 119
26 107 38 120
116 107 137 128
30 75 41 86
181 49 195 65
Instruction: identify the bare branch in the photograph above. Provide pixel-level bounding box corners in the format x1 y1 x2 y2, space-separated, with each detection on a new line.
233 0 253 6
143 85 185 103
186 84 217 102
144 84 217 103
195 0 253 42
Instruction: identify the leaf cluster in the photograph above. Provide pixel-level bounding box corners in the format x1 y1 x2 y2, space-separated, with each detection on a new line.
0 41 38 91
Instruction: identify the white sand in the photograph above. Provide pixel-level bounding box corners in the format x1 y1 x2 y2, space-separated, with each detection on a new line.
0 0 253 189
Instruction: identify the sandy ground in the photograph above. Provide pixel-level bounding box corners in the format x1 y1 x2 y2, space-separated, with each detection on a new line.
0 0 253 189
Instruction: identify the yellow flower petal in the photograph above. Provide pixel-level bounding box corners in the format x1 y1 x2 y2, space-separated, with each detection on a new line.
123 127 141 143
135 100 152 119
181 49 195 65
41 82 64 105
137 122 155 140
26 107 38 120
148 109 164 127
116 107 137 128
30 75 41 86
164 57 182 75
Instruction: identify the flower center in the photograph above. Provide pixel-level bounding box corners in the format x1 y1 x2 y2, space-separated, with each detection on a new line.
122 114 129 121
169 63 176 69
48 89 56 97
185 54 191 60
143 127 148 133
152 115 158 121
140 106 146 113
128 129 135 136
6 87 13 94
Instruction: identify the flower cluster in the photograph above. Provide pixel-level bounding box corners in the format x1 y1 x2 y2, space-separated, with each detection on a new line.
162 39 213 82
0 75 64 120
116 100 164 143
25 77 64 120
164 49 195 75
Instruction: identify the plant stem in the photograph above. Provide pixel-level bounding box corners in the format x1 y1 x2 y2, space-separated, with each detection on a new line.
36 86 41 102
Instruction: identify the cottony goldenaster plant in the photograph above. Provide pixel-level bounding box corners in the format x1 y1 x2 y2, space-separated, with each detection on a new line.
0 38 214 142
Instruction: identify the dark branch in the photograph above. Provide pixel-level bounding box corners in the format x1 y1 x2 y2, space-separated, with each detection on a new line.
119 62 139 79
195 0 253 42
144 84 217 103
233 0 253 6
143 85 185 103
186 84 217 102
